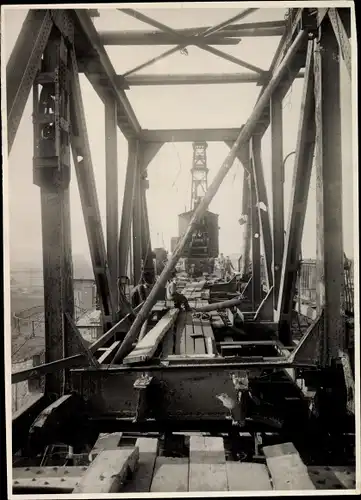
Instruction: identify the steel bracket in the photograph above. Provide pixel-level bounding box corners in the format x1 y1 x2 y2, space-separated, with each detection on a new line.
33 35 71 190
289 311 325 367
133 373 154 423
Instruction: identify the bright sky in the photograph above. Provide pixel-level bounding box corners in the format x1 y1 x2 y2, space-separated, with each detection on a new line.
4 4 354 273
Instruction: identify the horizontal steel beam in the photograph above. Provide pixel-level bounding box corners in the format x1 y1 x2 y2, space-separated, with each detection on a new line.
72 9 141 138
99 31 242 45
70 360 309 426
120 72 304 87
99 26 284 45
141 128 242 143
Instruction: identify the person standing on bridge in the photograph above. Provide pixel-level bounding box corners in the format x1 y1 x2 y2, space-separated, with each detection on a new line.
218 253 226 280
225 256 235 280
166 272 192 312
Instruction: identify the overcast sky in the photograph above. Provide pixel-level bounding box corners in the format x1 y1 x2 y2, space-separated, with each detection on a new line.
4 4 354 272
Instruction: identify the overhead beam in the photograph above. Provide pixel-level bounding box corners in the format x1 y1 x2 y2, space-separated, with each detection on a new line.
105 20 285 44
99 24 285 45
111 29 309 363
142 129 241 143
72 9 141 139
99 32 242 45
120 8 266 75
276 41 316 346
118 72 303 87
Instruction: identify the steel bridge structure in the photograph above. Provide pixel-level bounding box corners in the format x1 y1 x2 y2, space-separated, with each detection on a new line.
6 5 357 494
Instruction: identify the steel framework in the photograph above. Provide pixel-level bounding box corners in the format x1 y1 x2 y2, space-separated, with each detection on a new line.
7 6 355 464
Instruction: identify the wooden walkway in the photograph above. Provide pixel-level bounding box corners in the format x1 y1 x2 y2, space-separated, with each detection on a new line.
12 435 356 493
160 280 216 356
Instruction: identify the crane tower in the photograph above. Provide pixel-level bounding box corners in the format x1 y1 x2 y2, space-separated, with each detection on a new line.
190 141 208 210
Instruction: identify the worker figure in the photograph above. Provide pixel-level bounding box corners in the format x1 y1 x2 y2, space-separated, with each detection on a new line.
189 263 196 279
218 253 226 280
225 256 235 280
166 272 192 312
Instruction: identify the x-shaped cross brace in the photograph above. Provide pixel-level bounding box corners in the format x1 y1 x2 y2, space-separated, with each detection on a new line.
119 8 267 77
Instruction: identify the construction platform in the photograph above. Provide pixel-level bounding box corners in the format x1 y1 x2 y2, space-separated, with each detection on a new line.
12 433 356 493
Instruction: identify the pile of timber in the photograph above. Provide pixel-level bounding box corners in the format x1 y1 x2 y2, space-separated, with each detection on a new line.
12 435 355 493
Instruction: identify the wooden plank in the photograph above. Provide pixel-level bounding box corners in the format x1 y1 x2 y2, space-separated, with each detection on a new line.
123 438 159 492
181 323 194 355
161 328 174 356
263 442 315 490
226 462 272 491
174 311 187 355
123 309 179 364
192 317 207 354
90 432 123 460
150 457 189 492
73 448 139 493
189 436 228 491
98 341 121 364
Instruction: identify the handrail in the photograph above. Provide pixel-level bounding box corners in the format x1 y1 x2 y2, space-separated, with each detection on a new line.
11 302 144 384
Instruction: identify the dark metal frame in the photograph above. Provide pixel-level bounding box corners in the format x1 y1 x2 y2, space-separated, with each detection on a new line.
7 6 354 437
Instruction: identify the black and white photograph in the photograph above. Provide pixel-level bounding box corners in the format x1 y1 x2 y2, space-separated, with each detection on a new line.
3 2 359 496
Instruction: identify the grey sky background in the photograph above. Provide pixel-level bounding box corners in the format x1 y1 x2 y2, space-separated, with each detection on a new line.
4 5 354 271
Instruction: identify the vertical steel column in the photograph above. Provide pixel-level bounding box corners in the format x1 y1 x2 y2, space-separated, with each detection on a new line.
105 96 118 313
241 169 252 278
271 90 284 308
132 158 143 285
251 135 273 290
276 41 315 346
238 142 252 279
69 50 115 331
250 156 261 308
33 31 75 396
140 175 155 285
118 140 139 280
314 19 345 363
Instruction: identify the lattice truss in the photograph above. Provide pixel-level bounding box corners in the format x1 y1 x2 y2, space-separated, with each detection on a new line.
7 7 353 395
